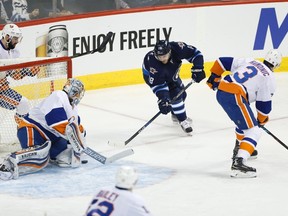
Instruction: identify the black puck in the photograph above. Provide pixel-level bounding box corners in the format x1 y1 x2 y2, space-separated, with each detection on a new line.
81 160 88 164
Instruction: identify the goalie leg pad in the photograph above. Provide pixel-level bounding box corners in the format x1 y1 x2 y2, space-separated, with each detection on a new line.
0 141 51 180
66 122 86 153
16 141 51 178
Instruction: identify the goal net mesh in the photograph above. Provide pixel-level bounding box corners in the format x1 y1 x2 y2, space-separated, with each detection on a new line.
0 57 72 152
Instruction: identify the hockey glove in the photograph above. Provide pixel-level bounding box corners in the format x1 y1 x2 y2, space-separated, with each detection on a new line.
158 98 172 114
206 73 221 90
257 116 269 126
191 68 206 83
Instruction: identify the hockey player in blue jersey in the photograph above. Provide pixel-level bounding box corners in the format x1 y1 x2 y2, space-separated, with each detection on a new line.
206 50 282 178
0 78 87 180
142 40 205 133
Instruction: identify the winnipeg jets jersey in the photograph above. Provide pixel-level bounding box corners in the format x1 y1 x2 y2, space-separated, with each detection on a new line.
25 90 79 140
85 186 152 216
142 41 203 97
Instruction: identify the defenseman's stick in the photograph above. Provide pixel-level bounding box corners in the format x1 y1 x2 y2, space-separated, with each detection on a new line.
260 126 288 150
83 147 134 164
71 31 113 59
108 80 195 147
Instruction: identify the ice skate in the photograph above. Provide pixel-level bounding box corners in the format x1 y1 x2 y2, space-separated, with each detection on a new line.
180 119 193 133
230 157 256 178
172 114 192 124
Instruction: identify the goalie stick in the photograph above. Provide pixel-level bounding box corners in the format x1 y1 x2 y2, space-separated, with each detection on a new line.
108 80 195 147
260 126 288 150
83 147 134 164
71 31 113 59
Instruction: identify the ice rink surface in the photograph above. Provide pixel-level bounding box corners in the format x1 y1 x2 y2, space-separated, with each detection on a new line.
0 73 288 216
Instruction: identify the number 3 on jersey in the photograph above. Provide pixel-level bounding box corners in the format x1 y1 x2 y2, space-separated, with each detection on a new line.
233 66 258 83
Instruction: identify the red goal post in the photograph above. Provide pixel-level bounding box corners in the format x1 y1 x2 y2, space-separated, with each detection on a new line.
0 56 72 152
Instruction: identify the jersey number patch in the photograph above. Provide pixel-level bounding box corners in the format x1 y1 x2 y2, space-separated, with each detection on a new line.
233 66 258 83
87 199 114 216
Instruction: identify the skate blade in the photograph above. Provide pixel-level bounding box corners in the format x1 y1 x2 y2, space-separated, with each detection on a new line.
230 169 257 178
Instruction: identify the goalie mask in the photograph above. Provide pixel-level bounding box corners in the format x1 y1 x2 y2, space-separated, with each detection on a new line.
115 166 138 190
63 78 85 106
264 49 282 70
1 24 22 49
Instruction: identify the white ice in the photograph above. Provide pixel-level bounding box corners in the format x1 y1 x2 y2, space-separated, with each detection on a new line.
0 73 288 216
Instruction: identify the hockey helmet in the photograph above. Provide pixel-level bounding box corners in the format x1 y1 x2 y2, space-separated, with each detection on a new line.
154 40 171 56
115 166 138 190
1 24 22 42
264 49 282 69
63 78 85 106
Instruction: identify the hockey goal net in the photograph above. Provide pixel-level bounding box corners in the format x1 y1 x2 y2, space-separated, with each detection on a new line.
0 56 72 152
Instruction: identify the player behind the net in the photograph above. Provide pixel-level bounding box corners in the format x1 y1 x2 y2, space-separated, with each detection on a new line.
0 78 87 180
85 166 153 216
206 49 282 178
0 23 40 123
142 40 206 134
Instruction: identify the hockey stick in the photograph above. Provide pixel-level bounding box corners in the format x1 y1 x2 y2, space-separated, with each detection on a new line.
108 80 195 147
83 147 134 164
260 126 288 150
71 31 113 59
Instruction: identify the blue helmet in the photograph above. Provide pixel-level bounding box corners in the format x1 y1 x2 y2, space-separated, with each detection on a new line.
154 40 171 56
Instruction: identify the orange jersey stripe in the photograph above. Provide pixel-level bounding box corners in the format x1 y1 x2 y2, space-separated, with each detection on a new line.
18 119 49 140
210 60 225 76
235 94 254 128
52 122 68 135
218 80 248 101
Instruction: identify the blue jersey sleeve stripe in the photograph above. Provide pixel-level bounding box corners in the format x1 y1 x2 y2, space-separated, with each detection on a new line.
45 107 68 127
219 57 234 71
256 100 272 115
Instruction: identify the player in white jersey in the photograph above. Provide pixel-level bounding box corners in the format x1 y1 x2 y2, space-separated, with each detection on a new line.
206 50 282 178
85 166 152 216
0 78 86 180
0 23 40 123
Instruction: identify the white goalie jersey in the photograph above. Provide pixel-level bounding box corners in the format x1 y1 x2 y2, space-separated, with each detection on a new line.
27 90 80 139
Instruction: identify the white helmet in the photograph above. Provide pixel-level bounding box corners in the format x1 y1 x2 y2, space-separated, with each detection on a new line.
115 166 138 190
264 49 282 69
2 24 22 41
63 78 85 106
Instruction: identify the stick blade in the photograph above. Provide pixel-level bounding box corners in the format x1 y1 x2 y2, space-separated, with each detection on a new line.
107 140 126 147
105 149 134 164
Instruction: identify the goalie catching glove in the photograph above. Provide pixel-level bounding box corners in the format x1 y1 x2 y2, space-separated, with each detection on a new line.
66 121 86 153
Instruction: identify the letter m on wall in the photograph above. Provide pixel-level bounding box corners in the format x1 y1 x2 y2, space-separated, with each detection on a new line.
254 8 288 50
